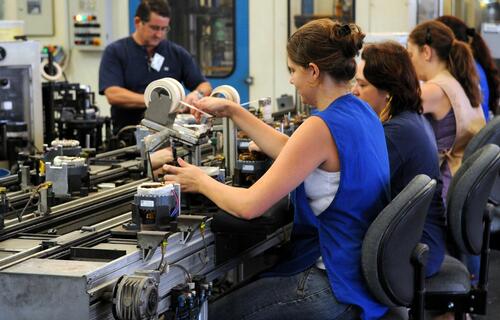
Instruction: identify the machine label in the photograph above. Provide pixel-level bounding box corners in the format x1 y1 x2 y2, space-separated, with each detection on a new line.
239 141 249 148
140 200 155 207
242 164 254 172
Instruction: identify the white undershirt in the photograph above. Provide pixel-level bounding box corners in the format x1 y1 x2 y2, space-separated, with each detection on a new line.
303 167 340 270
304 168 340 216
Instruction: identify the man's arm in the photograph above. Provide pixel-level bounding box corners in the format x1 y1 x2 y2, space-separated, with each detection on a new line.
104 86 146 108
194 81 212 96
184 81 213 105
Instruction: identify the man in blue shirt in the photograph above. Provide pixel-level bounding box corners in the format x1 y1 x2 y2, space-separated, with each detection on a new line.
99 0 212 134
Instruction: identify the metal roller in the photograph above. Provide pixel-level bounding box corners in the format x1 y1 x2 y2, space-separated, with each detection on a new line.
211 85 240 104
143 77 186 113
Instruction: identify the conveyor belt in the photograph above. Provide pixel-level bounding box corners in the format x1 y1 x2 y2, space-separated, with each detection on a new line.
0 179 147 241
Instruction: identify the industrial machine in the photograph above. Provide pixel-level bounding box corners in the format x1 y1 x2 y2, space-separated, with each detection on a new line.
233 130 271 187
0 77 294 320
0 163 291 320
0 40 43 170
42 81 110 150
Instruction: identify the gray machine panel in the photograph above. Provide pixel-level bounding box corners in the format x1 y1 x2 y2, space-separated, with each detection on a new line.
0 41 43 151
1 259 105 320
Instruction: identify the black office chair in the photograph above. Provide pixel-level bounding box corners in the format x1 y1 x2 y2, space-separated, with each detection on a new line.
362 174 437 320
463 116 500 160
463 117 500 242
425 144 500 318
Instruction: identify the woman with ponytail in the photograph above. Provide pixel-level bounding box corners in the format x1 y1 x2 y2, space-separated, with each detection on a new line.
437 15 500 121
353 41 446 277
408 20 485 201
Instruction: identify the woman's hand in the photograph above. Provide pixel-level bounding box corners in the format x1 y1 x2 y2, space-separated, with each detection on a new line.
192 97 235 122
162 158 207 193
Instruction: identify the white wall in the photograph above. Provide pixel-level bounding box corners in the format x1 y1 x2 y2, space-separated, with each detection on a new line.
356 0 415 33
248 0 295 107
2 0 130 117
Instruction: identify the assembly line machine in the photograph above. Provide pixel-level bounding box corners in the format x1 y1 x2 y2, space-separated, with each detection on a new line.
0 78 293 320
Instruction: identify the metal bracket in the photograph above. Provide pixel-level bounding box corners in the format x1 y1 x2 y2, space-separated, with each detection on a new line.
176 215 208 244
137 231 171 261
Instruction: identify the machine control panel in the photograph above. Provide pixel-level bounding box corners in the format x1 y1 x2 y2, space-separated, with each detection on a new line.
68 0 114 50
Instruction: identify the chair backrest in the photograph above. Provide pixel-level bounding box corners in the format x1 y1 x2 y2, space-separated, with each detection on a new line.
463 116 500 205
362 175 436 307
447 144 500 255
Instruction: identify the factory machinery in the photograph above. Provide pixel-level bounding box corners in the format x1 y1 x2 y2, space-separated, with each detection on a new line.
0 78 295 320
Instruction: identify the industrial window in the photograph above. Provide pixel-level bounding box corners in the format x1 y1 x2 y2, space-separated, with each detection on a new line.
169 0 235 78
288 0 356 37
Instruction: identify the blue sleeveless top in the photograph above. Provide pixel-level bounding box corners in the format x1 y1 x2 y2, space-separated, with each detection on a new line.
267 94 391 319
476 61 490 122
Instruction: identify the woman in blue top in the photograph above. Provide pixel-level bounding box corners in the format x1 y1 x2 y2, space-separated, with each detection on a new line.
437 15 500 121
163 19 391 320
353 41 446 277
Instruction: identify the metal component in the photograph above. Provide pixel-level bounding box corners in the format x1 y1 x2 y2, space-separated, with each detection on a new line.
45 157 88 198
80 226 96 232
140 85 211 170
143 90 178 129
112 274 159 320
44 142 82 163
448 302 454 309
222 117 237 177
137 231 170 261
19 165 31 190
0 187 7 230
36 182 52 216
176 215 208 244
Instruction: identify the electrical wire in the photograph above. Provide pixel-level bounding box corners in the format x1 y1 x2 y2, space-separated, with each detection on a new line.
192 222 210 275
170 188 180 217
17 182 51 222
170 263 192 283
158 238 168 274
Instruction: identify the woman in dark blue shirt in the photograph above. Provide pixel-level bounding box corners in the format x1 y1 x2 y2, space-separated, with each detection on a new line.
353 41 446 277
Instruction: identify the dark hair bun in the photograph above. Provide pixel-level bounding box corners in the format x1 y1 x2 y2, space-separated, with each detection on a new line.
330 23 364 58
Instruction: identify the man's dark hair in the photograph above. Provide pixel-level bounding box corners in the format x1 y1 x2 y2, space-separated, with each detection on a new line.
135 0 171 22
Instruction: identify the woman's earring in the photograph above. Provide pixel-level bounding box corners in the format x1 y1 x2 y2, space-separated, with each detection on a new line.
380 95 393 122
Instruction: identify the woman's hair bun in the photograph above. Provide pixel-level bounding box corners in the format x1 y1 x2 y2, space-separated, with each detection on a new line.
330 23 365 58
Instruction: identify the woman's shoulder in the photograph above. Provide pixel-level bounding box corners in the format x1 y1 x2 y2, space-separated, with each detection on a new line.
384 112 431 140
